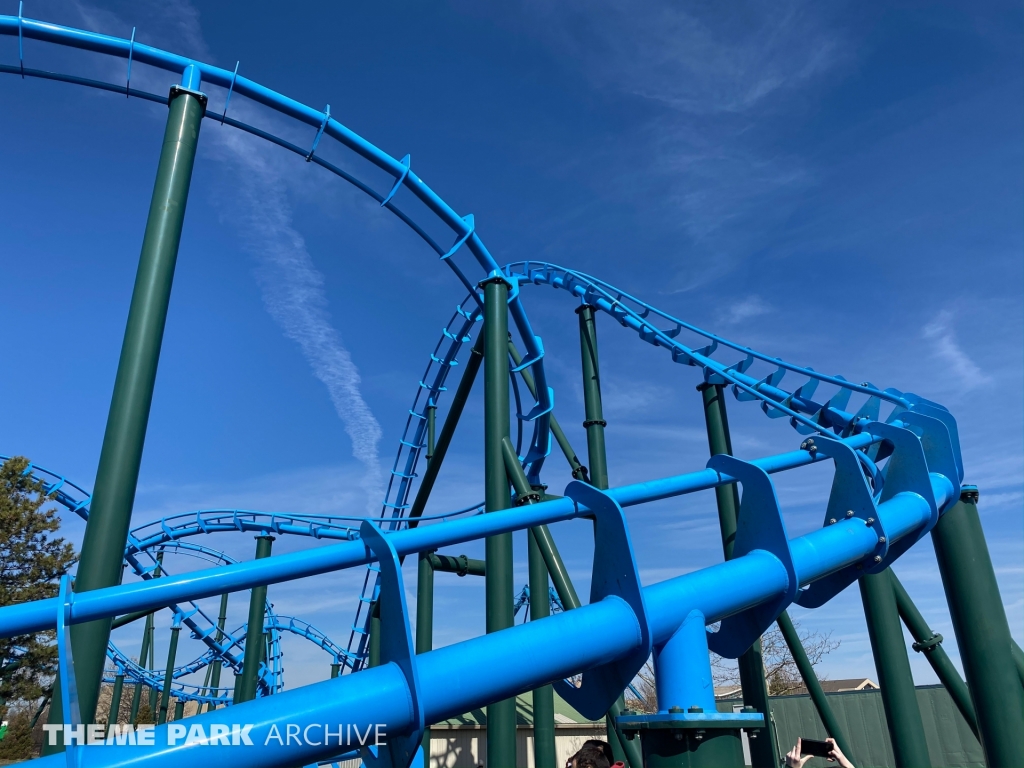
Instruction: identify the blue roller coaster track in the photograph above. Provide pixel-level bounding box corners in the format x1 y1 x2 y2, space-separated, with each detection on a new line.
1 8 1019 768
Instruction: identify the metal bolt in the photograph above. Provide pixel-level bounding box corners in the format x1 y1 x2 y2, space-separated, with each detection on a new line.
846 510 855 518
874 556 883 563
878 536 886 544
866 517 875 525
829 518 837 525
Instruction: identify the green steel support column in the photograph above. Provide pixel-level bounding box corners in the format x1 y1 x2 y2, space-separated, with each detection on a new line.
698 383 780 768
60 83 206 730
112 607 156 630
931 487 1024 767
529 530 557 768
575 308 639 768
147 617 158 713
108 674 124 726
417 551 434 768
859 570 931 768
482 276 516 768
408 333 485 526
426 405 436 464
508 339 589 481
776 612 854 760
173 700 184 722
208 592 229 703
157 619 181 725
1011 641 1024 689
890 572 978 739
234 535 274 704
330 663 341 679
576 305 608 490
129 610 154 724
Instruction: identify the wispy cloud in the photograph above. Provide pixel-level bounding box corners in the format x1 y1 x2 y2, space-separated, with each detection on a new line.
717 295 773 326
524 0 843 114
922 311 991 391
211 129 384 513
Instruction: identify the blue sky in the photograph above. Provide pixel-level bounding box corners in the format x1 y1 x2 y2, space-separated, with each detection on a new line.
1 0 1021 696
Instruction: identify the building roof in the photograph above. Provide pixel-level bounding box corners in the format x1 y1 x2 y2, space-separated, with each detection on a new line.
785 678 879 696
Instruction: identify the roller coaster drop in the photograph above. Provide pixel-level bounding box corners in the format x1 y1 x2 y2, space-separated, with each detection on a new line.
1 9 1022 768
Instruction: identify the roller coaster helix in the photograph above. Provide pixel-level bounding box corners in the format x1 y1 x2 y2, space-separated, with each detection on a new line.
1 8 1022 768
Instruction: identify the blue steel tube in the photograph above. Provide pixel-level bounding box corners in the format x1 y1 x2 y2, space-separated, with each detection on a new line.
0 444 946 642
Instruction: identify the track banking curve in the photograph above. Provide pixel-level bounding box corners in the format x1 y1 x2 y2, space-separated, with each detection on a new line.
0 11 985 768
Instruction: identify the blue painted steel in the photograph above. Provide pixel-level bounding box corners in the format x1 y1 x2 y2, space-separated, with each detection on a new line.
705 455 797 659
359 522 424 767
654 609 721 714
0 13 984 768
553 482 651 719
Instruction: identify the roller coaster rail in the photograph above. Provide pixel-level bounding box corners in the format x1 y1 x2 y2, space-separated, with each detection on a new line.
2 8 1021 768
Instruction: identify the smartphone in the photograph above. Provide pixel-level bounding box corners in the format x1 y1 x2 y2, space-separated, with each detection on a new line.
800 738 833 757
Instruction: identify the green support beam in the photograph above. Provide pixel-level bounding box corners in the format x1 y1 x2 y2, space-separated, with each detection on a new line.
173 700 184 722
108 673 124 726
931 487 1024 767
529 530 557 768
128 609 154 724
157 619 181 725
330 663 341 679
427 552 486 576
698 383 781 768
482 276 516 768
776 611 854 761
208 592 229 705
1011 641 1024 689
508 339 589 481
859 569 931 768
56 85 206 736
890 571 978 739
234 536 274 704
576 305 608 490
575 308 640 768
417 551 434 768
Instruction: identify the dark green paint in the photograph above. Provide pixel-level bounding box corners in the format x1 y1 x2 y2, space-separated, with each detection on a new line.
157 623 180 724
932 489 1024 767
890 571 978 739
859 570 931 768
68 89 205 728
234 536 274 704
482 277 516 768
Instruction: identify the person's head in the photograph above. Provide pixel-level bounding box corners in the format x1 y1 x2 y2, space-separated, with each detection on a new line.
568 739 614 768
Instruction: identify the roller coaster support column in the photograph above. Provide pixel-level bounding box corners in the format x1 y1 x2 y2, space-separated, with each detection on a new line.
482 274 516 768
129 574 159 725
577 306 639 768
697 383 780 768
128 615 150 723
416 551 434 768
157 615 182 724
173 701 184 722
207 592 229 708
408 333 485 524
776 611 854 760
931 486 1024 767
48 69 206 739
890 572 978 739
621 609 761 767
576 304 608 489
368 600 381 668
528 529 557 768
503 437 556 768
234 536 274 704
509 339 589 482
859 570 930 767
108 672 124 726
